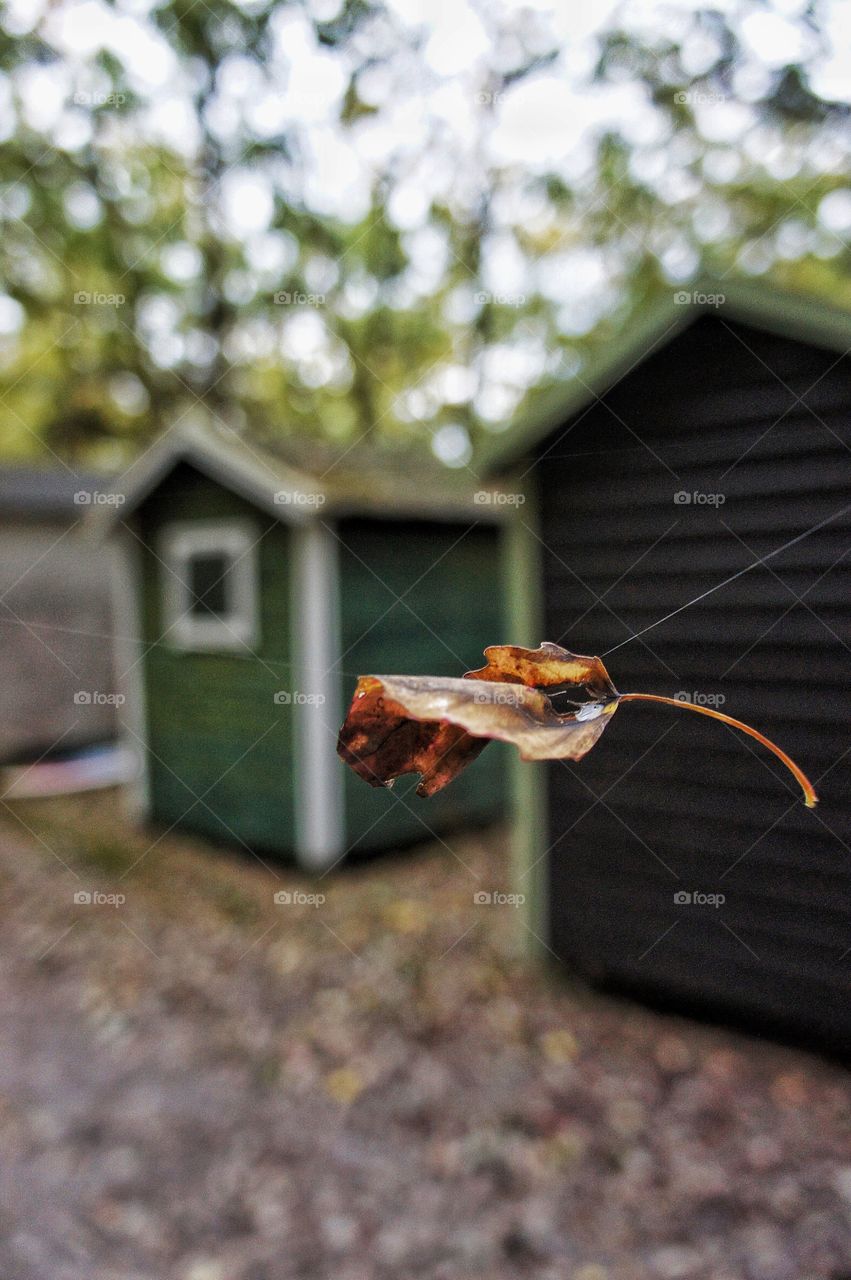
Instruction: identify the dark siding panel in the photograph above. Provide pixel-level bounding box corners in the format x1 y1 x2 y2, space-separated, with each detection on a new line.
536 315 851 1053
336 518 508 852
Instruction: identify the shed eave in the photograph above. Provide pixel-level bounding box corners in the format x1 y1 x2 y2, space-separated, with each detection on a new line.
322 488 521 524
91 429 326 534
91 423 525 532
479 276 851 473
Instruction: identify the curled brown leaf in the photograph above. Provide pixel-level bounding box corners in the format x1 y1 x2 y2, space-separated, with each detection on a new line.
337 642 818 808
337 643 619 798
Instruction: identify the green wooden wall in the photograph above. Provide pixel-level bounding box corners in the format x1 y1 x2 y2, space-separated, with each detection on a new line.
335 517 509 852
136 468 507 863
138 464 297 855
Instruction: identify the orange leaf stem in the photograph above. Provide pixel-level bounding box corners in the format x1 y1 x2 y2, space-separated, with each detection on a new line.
618 693 818 808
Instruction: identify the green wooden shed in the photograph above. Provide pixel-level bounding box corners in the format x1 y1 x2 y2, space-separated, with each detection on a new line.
104 423 513 870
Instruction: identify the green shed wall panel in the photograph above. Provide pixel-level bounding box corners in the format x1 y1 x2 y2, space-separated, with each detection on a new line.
138 464 296 854
336 517 508 852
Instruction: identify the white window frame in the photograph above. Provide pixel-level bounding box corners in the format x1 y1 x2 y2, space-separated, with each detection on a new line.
159 519 259 652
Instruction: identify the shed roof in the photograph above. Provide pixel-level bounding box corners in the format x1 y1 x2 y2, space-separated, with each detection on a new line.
479 276 851 472
96 418 516 531
0 465 105 520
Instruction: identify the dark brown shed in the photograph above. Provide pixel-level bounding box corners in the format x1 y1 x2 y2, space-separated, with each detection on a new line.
488 279 851 1056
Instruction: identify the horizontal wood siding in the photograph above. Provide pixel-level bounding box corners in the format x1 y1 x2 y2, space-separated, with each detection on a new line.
534 315 851 1051
336 517 509 852
139 464 296 855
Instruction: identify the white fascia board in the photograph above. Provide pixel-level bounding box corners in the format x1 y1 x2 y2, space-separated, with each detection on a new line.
111 520 151 819
97 430 326 531
290 520 345 870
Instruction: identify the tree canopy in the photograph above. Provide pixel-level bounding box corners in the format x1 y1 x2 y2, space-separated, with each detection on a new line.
0 0 848 470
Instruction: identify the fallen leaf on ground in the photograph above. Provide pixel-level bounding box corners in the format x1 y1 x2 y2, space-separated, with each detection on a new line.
324 1066 365 1104
539 1029 580 1064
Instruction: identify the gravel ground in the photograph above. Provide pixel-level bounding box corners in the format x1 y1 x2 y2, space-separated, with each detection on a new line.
0 791 849 1280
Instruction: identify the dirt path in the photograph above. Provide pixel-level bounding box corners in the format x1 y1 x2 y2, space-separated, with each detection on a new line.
0 793 849 1279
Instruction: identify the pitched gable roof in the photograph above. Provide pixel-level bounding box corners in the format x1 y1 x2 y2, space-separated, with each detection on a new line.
95 417 518 531
479 276 851 472
0 465 106 519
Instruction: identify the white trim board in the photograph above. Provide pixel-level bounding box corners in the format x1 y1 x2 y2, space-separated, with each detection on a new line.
98 424 325 531
290 522 345 870
157 518 260 653
111 521 151 820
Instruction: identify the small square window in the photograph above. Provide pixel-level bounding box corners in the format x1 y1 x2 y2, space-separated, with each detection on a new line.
159 520 259 652
187 553 230 617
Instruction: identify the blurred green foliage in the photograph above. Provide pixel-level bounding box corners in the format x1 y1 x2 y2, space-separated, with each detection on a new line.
0 0 848 470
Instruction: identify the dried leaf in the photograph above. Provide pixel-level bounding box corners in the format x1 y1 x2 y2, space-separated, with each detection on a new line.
337 644 619 798
466 642 617 700
337 642 818 808
324 1066 365 1104
336 675 492 797
539 1028 580 1064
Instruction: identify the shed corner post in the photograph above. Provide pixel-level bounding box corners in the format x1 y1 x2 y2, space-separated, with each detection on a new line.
504 487 550 960
111 518 151 822
291 519 346 872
